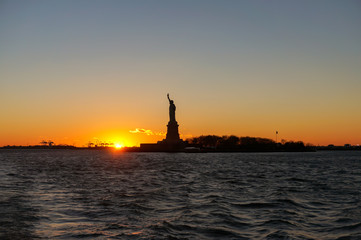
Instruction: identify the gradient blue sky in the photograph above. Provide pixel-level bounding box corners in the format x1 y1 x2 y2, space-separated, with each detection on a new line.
1 0 360 146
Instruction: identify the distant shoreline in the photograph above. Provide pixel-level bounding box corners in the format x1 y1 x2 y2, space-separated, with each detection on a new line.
3 135 359 152
1 145 360 152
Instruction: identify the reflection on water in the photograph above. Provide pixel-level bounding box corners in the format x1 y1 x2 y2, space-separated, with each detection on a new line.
1 150 361 239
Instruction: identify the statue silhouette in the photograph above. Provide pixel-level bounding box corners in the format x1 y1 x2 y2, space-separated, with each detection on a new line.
167 93 176 122
165 93 181 143
140 93 185 152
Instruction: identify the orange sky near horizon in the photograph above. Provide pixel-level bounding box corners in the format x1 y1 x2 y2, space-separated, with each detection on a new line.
1 94 360 147
1 1 360 147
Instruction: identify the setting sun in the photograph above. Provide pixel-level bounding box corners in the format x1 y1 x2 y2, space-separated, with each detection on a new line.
114 144 123 149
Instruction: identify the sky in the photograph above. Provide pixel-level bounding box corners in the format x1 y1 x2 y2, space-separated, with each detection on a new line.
1 0 360 147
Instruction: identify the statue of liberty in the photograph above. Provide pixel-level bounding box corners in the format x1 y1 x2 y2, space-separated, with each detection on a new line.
140 93 184 151
167 93 176 122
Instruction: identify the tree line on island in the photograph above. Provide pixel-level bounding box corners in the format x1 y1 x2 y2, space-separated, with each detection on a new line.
187 135 313 152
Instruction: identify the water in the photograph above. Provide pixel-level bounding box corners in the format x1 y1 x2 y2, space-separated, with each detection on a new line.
1 150 361 239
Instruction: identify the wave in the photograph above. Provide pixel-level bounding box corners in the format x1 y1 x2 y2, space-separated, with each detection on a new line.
231 202 278 209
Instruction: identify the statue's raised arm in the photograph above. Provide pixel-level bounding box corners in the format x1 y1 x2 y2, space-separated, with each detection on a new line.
167 93 171 103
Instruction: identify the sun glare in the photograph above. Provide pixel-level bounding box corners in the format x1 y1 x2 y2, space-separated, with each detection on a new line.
115 144 123 149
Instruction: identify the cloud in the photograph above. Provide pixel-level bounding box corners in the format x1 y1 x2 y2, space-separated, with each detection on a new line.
180 134 193 139
129 128 165 136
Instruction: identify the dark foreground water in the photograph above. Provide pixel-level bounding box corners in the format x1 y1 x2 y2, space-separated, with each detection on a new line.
1 150 361 239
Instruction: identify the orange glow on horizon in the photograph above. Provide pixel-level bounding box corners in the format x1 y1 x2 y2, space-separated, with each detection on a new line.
0 127 360 147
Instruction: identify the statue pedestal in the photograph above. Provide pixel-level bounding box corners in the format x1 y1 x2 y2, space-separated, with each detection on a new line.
165 121 180 143
152 120 185 151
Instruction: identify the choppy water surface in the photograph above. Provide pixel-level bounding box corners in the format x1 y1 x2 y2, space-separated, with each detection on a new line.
1 150 361 239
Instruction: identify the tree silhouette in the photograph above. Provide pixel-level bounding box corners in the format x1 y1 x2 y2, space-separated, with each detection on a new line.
187 135 309 152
